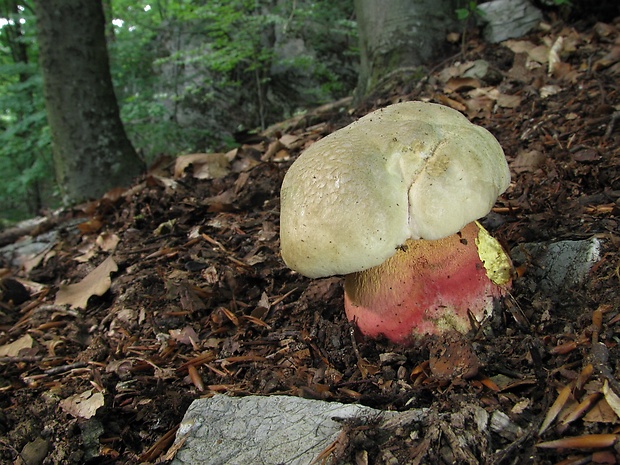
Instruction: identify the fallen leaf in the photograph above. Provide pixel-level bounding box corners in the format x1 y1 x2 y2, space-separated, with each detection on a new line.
0 334 34 357
77 218 103 234
278 134 302 149
435 94 467 112
170 326 200 345
548 36 564 76
584 398 620 423
55 256 118 309
593 22 617 39
174 153 230 179
572 148 601 162
496 93 522 108
444 77 481 93
603 381 620 420
59 389 105 419
429 336 480 380
528 44 550 64
503 39 537 54
96 232 120 252
540 85 562 98
512 150 546 173
594 46 620 71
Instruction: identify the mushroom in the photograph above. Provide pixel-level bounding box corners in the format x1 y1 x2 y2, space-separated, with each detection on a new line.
280 101 512 344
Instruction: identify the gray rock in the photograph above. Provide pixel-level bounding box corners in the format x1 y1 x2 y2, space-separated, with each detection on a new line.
15 437 49 465
511 238 602 293
478 0 543 43
171 394 401 465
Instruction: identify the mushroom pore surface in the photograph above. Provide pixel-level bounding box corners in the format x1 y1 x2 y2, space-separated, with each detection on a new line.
279 101 511 278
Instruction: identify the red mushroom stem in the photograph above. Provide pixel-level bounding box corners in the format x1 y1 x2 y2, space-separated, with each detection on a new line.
344 221 512 344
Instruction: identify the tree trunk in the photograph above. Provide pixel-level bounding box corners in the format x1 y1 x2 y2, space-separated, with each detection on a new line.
354 0 459 101
33 0 144 204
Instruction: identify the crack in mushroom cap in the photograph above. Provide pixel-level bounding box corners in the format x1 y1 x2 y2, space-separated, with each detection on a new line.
280 101 511 279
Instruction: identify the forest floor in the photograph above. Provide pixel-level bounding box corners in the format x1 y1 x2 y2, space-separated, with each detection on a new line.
1 16 619 465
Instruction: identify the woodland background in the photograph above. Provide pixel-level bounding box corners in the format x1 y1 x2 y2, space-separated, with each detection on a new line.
0 1 619 463
0 0 357 221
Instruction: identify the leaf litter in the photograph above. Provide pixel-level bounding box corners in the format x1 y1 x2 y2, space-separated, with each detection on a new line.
0 16 619 465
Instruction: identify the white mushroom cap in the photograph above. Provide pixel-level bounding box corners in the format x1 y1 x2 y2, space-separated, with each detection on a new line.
280 101 511 278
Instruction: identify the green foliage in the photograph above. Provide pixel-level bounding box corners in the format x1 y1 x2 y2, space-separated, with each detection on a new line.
0 0 358 221
109 0 357 157
455 0 485 55
455 1 484 21
0 1 56 221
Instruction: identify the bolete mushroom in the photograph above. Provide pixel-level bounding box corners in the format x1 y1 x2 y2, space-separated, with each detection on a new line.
279 101 512 344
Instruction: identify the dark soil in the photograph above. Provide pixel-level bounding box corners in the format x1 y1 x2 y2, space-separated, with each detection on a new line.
1 16 619 465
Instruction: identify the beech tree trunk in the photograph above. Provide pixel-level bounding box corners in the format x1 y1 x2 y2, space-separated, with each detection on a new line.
354 0 459 101
33 0 144 204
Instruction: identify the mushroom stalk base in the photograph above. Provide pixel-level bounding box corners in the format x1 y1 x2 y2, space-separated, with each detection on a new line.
344 222 512 344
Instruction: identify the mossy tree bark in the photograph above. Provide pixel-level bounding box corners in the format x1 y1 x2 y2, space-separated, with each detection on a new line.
354 0 459 102
33 0 144 204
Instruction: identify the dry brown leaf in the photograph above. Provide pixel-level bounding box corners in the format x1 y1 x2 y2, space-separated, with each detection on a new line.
429 337 480 380
528 44 550 64
434 94 466 112
169 326 200 346
261 139 285 162
594 46 620 72
540 85 562 98
548 36 564 76
593 22 617 39
603 381 620 420
0 334 34 357
279 134 303 149
147 174 178 191
273 148 290 162
465 94 494 118
173 153 230 179
102 186 127 203
59 389 104 419
96 232 120 252
496 93 522 109
503 39 537 54
512 150 546 173
77 218 103 235
584 398 620 423
55 256 118 309
444 77 481 93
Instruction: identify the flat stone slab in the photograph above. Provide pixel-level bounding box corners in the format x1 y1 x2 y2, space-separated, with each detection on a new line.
511 238 601 293
478 0 543 43
171 394 402 465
